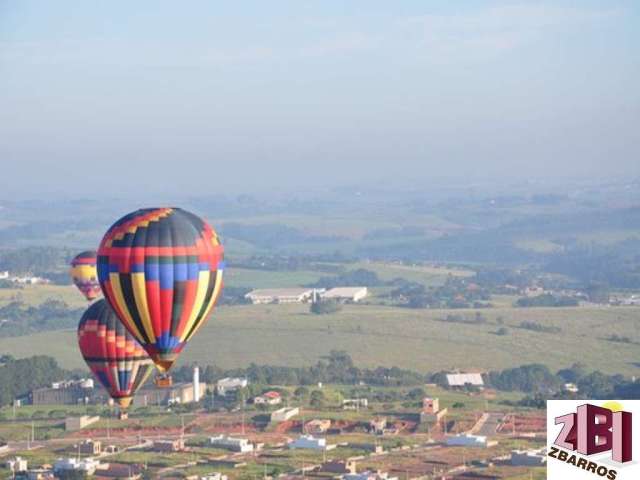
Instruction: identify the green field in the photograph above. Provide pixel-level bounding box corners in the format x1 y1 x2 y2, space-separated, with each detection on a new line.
1 303 638 376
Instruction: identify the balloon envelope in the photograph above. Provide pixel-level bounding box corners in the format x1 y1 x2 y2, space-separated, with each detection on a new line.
97 207 224 372
70 251 101 301
78 299 154 409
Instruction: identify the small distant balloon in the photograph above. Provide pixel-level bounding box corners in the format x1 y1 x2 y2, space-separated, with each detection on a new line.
70 251 101 301
97 208 224 373
77 299 155 410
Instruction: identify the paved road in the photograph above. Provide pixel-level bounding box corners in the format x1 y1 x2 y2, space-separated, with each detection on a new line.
477 413 503 437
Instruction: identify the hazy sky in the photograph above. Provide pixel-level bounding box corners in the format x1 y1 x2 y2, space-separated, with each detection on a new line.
1 1 638 197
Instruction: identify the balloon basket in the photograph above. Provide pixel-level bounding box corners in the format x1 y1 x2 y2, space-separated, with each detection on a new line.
154 374 173 388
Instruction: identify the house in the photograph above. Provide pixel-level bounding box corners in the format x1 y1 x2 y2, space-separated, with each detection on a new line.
288 435 335 451
253 391 281 405
420 397 447 425
0 271 9 280
53 458 100 476
510 449 547 466
32 379 93 405
7 457 28 473
369 417 387 434
445 373 484 388
22 468 55 479
318 459 357 474
321 287 368 302
244 288 314 304
210 435 254 453
216 377 248 395
271 407 299 423
305 419 331 435
94 463 143 479
78 439 101 455
152 439 185 452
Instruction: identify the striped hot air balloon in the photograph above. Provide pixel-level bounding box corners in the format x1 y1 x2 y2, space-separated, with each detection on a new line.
77 299 154 409
96 208 224 372
70 251 101 301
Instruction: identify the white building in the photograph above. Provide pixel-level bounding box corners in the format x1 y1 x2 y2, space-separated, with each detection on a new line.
446 434 490 447
288 435 335 451
321 287 368 302
216 377 248 395
6 457 28 473
210 435 254 453
343 398 368 410
271 407 299 423
201 474 228 480
54 458 100 475
445 373 484 388
0 271 9 280
245 288 314 304
344 472 398 480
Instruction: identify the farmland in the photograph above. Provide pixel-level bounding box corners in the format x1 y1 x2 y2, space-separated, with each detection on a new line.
1 301 638 376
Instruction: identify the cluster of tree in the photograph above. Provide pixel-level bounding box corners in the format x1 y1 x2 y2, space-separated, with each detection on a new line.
486 363 638 400
0 355 67 406
518 321 561 334
172 351 425 387
306 268 385 289
310 299 342 315
217 286 253 306
0 246 76 277
438 312 488 325
516 294 578 307
391 276 491 309
0 299 83 337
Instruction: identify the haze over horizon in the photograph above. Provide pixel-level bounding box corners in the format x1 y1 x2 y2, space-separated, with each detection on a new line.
1 1 638 198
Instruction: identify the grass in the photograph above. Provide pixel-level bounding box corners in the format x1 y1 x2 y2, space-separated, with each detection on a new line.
0 284 89 309
1 303 639 377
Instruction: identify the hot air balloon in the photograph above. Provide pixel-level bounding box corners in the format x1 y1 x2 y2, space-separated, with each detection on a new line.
78 299 155 412
70 251 101 301
96 208 224 374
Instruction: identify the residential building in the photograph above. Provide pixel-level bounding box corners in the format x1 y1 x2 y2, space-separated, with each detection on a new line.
369 417 387 434
53 458 100 476
321 287 368 302
7 457 28 473
94 463 143 479
318 459 357 474
420 397 447 425
78 439 101 455
511 449 547 466
152 439 185 452
210 435 254 453
305 419 331 434
244 288 314 304
253 391 281 405
216 377 248 395
271 407 299 423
